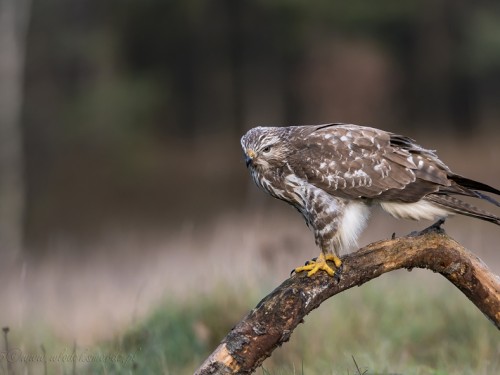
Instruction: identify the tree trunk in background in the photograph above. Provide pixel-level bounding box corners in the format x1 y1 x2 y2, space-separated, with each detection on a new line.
412 0 476 133
227 0 245 136
0 0 30 264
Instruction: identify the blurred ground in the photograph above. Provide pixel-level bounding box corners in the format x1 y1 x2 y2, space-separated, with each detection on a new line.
0 133 499 347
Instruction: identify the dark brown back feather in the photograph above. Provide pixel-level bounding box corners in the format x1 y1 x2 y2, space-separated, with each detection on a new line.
283 124 500 222
450 174 500 195
290 125 449 203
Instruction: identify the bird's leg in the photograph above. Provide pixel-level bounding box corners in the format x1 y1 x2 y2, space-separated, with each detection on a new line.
294 252 342 277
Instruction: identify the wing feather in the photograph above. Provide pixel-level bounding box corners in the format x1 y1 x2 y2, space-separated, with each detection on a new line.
288 124 450 202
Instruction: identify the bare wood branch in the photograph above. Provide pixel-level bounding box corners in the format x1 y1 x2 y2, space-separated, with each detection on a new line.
194 224 500 375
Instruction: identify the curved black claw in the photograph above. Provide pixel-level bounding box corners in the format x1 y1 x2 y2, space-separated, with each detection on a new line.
290 257 319 275
304 257 318 266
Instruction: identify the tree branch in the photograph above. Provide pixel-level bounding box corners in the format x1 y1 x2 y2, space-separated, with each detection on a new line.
194 224 500 375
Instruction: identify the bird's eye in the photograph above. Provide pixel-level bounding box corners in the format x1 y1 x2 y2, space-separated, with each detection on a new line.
262 145 272 153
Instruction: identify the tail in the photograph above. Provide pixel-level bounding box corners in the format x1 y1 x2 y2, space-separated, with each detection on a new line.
426 175 500 225
449 175 500 207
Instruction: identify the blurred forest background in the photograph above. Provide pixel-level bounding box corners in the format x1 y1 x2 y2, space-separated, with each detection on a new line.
1 0 500 373
2 0 500 254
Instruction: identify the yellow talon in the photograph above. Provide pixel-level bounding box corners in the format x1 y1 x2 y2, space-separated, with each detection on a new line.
295 253 342 277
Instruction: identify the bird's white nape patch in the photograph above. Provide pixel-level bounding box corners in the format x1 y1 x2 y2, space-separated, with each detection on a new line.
380 200 451 221
338 201 371 250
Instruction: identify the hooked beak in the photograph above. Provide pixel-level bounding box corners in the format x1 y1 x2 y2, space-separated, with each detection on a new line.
245 149 256 167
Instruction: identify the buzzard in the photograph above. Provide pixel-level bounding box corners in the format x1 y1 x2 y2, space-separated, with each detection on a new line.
241 124 500 277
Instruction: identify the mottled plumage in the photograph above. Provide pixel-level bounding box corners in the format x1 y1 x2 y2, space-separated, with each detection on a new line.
241 123 500 277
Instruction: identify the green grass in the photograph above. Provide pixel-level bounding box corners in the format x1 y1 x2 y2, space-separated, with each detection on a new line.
81 270 499 375
2 271 498 375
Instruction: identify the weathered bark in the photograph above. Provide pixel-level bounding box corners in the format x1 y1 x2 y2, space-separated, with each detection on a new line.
195 223 500 375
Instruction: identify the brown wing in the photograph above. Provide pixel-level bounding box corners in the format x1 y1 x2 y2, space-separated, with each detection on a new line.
287 124 452 203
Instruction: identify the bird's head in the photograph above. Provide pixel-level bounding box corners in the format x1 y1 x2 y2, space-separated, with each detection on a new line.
240 127 290 172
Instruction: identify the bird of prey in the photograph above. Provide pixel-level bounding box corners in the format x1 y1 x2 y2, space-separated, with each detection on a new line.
241 124 500 277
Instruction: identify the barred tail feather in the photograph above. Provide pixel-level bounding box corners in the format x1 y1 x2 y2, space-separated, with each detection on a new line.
473 191 500 208
426 194 500 226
